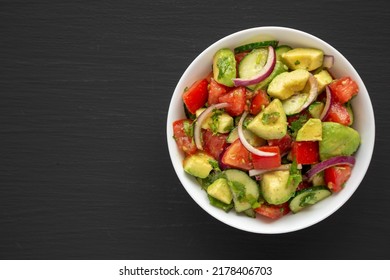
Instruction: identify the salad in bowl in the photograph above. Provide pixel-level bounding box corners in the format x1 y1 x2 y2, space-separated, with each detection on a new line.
166 27 374 233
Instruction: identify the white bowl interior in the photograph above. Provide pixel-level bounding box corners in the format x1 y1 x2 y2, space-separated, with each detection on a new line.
166 26 375 234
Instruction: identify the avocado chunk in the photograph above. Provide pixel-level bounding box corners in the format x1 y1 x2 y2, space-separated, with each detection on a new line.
281 48 324 71
314 69 333 93
213 48 236 87
303 69 333 93
246 98 287 140
196 108 234 134
267 69 310 100
183 152 214 179
206 178 233 205
261 170 296 204
296 118 322 141
319 122 360 160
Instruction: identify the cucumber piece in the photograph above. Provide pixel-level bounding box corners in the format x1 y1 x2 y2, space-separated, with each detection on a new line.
238 48 268 81
308 101 325 119
226 127 266 146
234 40 279 54
243 208 256 218
282 92 309 116
275 45 292 61
289 186 331 213
224 169 260 213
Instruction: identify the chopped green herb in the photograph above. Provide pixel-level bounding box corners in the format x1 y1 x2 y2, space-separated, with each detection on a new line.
289 114 308 137
288 159 302 189
210 109 223 134
208 159 221 172
294 60 301 65
299 193 316 207
217 57 233 80
196 171 224 190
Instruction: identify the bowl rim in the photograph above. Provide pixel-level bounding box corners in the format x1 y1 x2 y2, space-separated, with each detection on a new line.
166 26 375 234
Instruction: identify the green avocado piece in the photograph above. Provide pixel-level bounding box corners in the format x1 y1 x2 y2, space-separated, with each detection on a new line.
319 122 360 160
267 69 310 100
314 69 333 93
183 152 214 179
296 118 322 141
282 48 324 71
213 48 236 87
261 170 296 205
195 108 234 133
206 178 233 205
246 98 287 140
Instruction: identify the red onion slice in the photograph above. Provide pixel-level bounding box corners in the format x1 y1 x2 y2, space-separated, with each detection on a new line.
238 111 276 157
323 55 334 69
194 103 229 150
300 74 319 111
305 156 356 181
319 86 332 120
233 46 276 87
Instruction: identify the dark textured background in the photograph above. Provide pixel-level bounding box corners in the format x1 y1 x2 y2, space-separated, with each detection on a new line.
0 0 389 259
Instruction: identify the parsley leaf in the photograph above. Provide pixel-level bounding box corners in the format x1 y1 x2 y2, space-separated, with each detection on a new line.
289 114 308 137
208 159 221 172
210 109 223 134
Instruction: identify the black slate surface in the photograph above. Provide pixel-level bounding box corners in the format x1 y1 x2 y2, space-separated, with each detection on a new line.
0 0 389 259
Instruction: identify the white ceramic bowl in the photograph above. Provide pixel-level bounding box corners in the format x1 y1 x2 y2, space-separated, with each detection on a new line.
166 26 375 234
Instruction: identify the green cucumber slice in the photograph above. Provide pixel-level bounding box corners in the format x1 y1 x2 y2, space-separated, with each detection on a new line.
224 169 260 213
234 40 279 54
282 93 309 116
289 186 331 213
238 48 268 81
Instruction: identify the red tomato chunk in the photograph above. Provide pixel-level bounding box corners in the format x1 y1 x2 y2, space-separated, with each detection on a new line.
252 146 281 170
291 141 319 165
324 165 352 192
329 77 359 104
182 78 209 114
172 119 197 155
